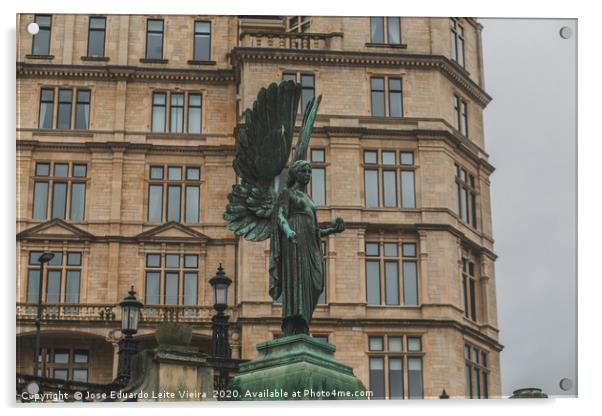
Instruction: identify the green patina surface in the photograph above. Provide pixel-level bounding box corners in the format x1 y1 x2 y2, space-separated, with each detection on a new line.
228 335 367 401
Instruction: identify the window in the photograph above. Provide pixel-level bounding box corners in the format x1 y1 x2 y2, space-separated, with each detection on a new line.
282 72 315 113
368 335 423 399
370 17 401 44
147 165 200 224
465 345 489 398
461 258 478 321
364 150 415 209
36 347 88 381
151 91 202 134
450 18 465 67
32 15 52 55
38 89 54 129
32 162 87 221
27 251 82 313
145 19 164 60
455 164 477 227
371 77 403 117
286 16 310 32
87 16 106 57
365 241 418 306
56 89 73 129
38 87 91 130
453 95 468 137
310 149 326 206
144 253 199 309
75 90 91 130
193 21 211 61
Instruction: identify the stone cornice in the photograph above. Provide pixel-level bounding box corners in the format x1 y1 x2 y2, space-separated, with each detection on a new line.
313 125 494 173
16 139 235 155
230 47 492 107
16 62 236 84
236 316 503 351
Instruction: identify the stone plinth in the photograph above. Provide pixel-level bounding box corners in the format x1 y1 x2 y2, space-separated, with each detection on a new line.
228 334 367 400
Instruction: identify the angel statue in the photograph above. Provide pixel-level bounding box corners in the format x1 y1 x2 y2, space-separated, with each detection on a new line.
224 80 345 336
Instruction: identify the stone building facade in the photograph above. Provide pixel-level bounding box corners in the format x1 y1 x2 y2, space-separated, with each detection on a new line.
16 14 501 399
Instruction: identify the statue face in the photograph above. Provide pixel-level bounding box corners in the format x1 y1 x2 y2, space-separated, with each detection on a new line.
296 164 312 185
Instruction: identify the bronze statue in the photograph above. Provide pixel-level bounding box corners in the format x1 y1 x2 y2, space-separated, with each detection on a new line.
224 81 345 336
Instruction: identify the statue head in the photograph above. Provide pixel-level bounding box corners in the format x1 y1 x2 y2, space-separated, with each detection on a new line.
287 160 312 188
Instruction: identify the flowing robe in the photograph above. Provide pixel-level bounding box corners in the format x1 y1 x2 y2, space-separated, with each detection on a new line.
269 187 323 329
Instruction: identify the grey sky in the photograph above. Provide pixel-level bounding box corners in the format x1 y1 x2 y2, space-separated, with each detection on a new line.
481 18 577 397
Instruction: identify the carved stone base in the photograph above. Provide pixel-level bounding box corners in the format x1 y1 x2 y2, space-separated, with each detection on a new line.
228 334 367 400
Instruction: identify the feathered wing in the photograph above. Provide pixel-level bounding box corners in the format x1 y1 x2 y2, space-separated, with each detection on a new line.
293 94 322 162
224 80 301 241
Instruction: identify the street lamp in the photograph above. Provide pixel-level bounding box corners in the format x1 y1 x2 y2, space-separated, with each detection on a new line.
209 264 232 358
33 252 54 378
209 264 232 392
115 286 143 386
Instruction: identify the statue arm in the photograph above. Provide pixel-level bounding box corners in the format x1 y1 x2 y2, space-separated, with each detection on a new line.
277 204 297 242
319 217 345 237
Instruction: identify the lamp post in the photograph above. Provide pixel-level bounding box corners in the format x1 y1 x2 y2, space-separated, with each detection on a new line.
115 286 143 386
209 264 232 359
209 264 232 392
33 252 55 378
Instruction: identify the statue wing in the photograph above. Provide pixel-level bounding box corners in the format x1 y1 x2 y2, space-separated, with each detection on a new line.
293 94 322 162
224 80 302 241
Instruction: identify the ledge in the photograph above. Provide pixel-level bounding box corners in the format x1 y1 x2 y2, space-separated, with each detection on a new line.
25 54 54 60
139 58 169 64
187 60 217 66
81 56 110 62
365 42 408 49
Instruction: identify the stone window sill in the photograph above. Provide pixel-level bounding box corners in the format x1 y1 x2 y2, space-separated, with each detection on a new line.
26 54 55 60
187 60 217 66
81 56 110 62
140 58 169 64
365 42 408 49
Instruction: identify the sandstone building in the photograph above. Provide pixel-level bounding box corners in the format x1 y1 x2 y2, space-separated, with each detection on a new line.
16 14 501 399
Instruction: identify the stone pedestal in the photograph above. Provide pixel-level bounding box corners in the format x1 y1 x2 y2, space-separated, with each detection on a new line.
113 323 215 402
228 334 367 400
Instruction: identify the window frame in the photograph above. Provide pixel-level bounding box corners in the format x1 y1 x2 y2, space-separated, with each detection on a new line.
32 15 52 56
32 161 88 221
26 249 83 308
370 76 403 118
144 253 201 308
282 72 315 114
38 87 92 130
36 347 89 381
453 94 469 137
363 149 416 209
461 258 479 321
450 18 466 67
365 241 419 306
367 334 424 400
309 148 326 206
147 164 201 224
193 20 212 62
370 17 402 45
151 90 203 134
465 344 489 398
145 19 164 60
286 16 311 33
455 163 478 228
86 16 107 58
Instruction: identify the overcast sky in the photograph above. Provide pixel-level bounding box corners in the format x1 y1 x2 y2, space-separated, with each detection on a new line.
481 18 577 397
